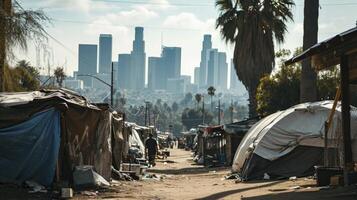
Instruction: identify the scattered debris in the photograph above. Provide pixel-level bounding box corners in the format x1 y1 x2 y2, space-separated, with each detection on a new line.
73 165 110 190
225 174 240 180
61 188 73 198
25 181 47 193
289 176 297 181
209 171 217 174
80 191 98 197
112 167 133 181
142 173 162 181
289 186 301 190
263 173 270 180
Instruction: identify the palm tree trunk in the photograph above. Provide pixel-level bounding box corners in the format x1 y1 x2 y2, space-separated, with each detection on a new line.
300 0 319 102
0 0 11 92
248 86 258 118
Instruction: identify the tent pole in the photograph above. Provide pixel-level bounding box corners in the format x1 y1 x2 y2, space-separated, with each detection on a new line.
324 87 341 166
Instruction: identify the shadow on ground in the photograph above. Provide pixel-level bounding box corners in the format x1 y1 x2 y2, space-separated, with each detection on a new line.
242 186 357 200
147 166 229 175
194 181 283 200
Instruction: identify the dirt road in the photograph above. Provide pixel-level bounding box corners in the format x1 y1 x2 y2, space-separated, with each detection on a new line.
103 148 356 200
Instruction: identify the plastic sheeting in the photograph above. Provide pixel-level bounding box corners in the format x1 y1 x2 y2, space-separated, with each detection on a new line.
0 108 61 186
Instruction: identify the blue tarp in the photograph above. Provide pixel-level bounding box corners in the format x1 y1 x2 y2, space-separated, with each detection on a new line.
0 108 61 186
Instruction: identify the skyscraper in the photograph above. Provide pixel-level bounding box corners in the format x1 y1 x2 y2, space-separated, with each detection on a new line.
118 54 131 89
78 44 97 87
199 34 212 87
148 57 165 90
98 34 112 74
218 52 228 90
162 47 181 79
230 59 247 95
131 27 146 90
207 49 218 87
194 67 200 85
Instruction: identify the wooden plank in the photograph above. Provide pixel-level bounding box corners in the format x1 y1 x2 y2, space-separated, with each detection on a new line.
340 54 353 185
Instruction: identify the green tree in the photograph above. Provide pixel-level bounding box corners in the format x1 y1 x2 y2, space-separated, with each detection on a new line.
207 86 216 111
54 67 66 87
257 48 345 116
195 93 202 109
216 0 294 117
300 0 319 102
0 0 49 91
172 102 179 113
181 108 213 130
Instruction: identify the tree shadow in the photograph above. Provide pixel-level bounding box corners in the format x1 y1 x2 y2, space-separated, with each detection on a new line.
194 181 283 200
241 187 357 200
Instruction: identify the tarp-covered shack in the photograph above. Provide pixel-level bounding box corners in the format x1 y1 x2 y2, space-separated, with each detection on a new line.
0 89 124 186
223 118 258 165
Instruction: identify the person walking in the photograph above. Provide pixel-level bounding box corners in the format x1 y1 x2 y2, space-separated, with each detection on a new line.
145 133 158 167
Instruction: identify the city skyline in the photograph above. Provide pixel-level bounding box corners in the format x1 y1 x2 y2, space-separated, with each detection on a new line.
18 0 357 86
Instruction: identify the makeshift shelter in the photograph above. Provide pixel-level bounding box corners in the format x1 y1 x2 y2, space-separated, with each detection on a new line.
223 118 258 165
195 125 227 166
232 101 357 180
286 26 357 184
0 89 124 186
182 129 197 150
123 122 146 161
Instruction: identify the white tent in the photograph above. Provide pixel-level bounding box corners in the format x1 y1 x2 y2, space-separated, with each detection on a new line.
232 101 357 180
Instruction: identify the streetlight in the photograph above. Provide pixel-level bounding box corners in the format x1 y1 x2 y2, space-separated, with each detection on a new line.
78 62 114 106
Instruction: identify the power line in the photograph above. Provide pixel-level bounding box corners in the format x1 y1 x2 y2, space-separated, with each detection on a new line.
90 0 357 7
52 18 203 32
91 0 214 7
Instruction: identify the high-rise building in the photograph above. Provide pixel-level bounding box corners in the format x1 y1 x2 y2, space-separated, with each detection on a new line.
207 49 218 87
78 44 97 87
118 54 131 89
194 67 200 85
148 57 165 90
162 47 181 79
230 59 247 95
98 34 112 74
199 34 212 87
131 27 146 90
218 52 228 90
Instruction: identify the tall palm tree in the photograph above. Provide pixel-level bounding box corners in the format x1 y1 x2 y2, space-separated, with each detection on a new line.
54 67 66 87
0 0 49 91
207 86 216 111
216 0 294 117
300 0 318 102
195 93 202 109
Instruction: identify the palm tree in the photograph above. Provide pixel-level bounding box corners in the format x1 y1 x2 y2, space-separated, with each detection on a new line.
54 67 66 87
216 0 294 117
0 0 49 91
195 93 202 109
207 86 216 111
300 0 318 102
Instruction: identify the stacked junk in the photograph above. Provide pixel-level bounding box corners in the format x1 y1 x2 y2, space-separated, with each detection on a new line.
0 89 154 197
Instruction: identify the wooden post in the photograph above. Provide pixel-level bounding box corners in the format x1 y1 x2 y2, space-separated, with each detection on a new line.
340 54 353 185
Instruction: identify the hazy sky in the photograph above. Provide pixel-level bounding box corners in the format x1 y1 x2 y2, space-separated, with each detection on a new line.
19 0 357 82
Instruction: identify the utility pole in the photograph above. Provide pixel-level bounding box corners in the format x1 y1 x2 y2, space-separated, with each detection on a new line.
0 0 12 92
202 95 205 125
218 99 221 125
230 99 234 123
111 62 114 107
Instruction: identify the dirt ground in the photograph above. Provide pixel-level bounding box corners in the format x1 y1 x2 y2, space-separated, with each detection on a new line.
84 148 357 200
1 148 356 199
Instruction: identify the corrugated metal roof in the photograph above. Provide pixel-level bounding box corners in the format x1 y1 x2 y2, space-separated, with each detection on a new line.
285 27 357 66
